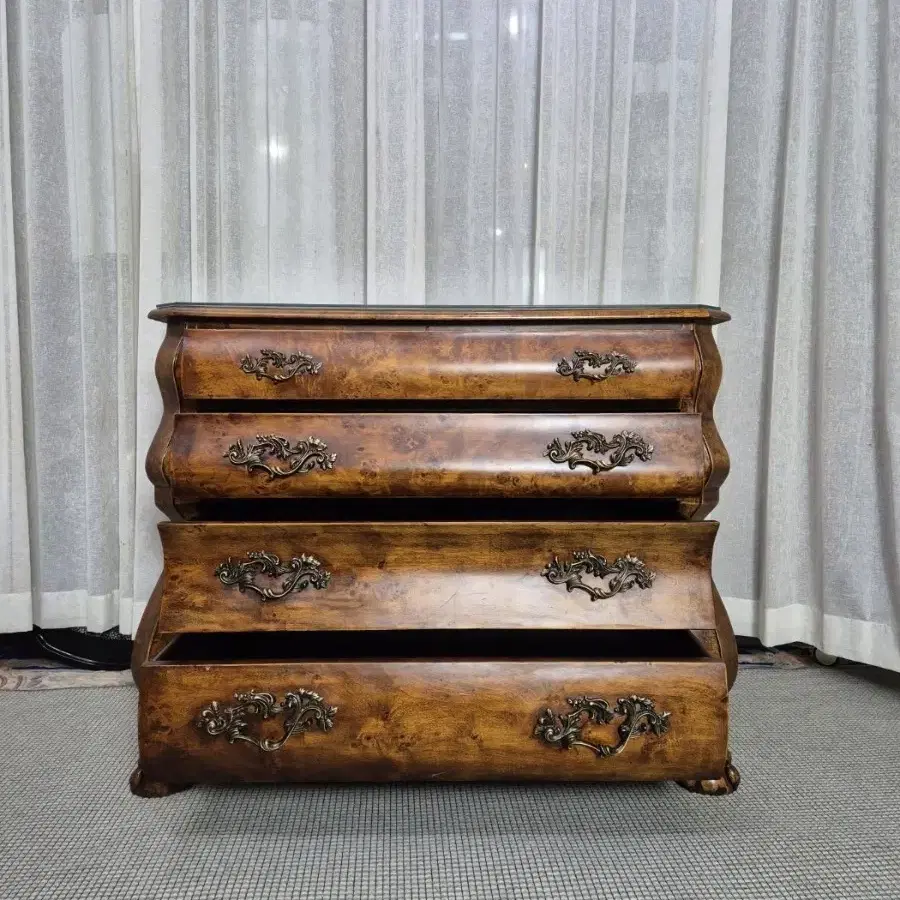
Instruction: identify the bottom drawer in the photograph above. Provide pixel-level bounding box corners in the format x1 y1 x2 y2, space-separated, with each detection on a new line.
138 635 728 784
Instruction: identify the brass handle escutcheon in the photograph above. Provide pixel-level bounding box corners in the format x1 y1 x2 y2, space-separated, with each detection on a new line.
535 695 670 758
544 429 653 473
197 689 336 752
542 550 655 601
556 350 636 382
215 551 331 601
225 434 336 478
240 349 321 382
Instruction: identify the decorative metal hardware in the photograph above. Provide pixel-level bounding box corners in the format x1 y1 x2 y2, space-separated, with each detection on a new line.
545 430 653 473
215 551 331 601
225 434 336 479
556 350 636 383
240 349 321 382
542 551 655 602
535 695 670 758
197 689 336 752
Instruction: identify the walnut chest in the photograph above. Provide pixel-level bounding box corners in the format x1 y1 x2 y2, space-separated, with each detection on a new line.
131 304 739 797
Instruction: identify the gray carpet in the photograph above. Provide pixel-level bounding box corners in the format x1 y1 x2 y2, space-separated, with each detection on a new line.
1 667 898 900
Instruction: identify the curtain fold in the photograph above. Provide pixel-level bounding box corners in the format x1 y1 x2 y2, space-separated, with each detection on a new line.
1 0 138 634
139 0 728 308
0 0 31 633
4 0 898 672
716 0 900 670
533 0 732 306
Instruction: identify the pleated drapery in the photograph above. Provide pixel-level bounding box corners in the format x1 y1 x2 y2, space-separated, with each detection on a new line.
3 0 898 672
138 0 730 310
1 0 138 633
716 0 900 670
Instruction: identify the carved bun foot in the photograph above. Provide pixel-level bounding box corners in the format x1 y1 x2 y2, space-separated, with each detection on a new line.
677 751 741 796
129 767 191 798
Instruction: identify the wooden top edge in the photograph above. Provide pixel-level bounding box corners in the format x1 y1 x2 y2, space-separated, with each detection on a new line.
149 303 730 324
157 520 720 530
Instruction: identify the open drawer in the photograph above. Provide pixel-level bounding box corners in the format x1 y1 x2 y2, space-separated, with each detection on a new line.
137 630 729 784
156 521 719 633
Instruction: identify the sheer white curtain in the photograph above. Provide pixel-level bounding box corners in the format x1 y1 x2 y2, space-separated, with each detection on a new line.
715 0 900 670
138 0 730 310
1 0 138 634
5 0 898 673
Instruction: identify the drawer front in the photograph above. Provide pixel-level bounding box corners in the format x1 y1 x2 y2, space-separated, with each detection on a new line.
165 412 708 500
139 660 728 783
177 326 699 402
156 521 718 633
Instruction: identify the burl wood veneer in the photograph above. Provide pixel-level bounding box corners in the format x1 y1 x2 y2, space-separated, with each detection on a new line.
131 304 738 798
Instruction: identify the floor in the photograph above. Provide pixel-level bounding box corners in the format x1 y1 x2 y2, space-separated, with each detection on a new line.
1 666 898 900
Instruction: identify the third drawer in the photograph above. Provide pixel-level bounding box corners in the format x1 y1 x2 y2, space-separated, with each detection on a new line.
156 520 719 633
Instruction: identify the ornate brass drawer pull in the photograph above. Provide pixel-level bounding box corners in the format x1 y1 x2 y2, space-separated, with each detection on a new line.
197 689 336 752
225 434 336 479
215 551 330 601
545 429 653 472
556 350 636 383
240 349 321 382
535 695 670 758
542 550 655 601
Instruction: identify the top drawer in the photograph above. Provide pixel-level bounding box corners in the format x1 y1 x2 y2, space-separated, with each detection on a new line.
176 326 699 404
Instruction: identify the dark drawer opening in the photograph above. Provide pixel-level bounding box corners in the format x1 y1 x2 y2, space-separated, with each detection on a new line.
186 399 687 413
184 497 685 522
156 629 714 664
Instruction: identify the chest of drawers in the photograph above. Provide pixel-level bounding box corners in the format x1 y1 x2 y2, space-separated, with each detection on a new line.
130 304 739 798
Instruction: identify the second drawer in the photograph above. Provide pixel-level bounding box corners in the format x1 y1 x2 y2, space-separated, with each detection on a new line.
156 520 718 633
163 412 712 501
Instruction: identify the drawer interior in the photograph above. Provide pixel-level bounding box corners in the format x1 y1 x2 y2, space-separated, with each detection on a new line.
188 399 687 413
156 628 712 663
184 497 684 522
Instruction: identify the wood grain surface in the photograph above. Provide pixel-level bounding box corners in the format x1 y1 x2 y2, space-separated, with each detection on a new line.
156 520 719 633
138 658 729 783
178 326 699 402
135 303 738 793
145 322 185 520
680 324 730 519
150 304 731 324
162 412 711 500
